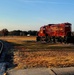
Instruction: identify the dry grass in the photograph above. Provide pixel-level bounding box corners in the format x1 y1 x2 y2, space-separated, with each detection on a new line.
0 36 36 41
0 36 74 69
13 48 74 69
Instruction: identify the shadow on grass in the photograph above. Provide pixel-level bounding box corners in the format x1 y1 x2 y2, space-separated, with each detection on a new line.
2 41 18 70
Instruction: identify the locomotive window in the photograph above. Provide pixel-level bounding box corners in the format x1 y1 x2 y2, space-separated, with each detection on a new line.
65 25 70 27
43 30 45 33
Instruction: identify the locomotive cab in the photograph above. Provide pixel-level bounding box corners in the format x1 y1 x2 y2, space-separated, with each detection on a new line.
36 26 46 41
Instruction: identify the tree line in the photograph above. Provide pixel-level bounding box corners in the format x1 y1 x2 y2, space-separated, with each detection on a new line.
0 28 37 36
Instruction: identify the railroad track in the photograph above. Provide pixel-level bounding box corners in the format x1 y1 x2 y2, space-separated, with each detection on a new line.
0 41 7 75
0 41 3 55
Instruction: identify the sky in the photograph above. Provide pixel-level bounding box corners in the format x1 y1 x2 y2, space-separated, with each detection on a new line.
0 0 74 31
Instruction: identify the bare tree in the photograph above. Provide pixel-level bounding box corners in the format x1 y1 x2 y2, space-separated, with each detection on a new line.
1 28 9 36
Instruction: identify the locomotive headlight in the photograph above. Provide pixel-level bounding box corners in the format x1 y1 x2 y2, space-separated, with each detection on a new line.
40 31 43 33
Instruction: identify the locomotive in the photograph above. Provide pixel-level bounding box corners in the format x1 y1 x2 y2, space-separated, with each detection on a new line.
36 22 74 43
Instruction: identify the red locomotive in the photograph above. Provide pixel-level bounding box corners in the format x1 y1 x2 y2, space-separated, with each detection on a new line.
36 22 73 43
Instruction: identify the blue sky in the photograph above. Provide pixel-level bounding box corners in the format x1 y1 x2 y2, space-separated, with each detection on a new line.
0 0 74 31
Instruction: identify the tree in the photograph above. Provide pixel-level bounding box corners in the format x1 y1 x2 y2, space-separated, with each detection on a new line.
1 29 9 36
9 30 22 36
28 30 37 36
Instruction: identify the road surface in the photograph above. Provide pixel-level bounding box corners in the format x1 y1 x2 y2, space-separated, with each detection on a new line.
7 67 74 75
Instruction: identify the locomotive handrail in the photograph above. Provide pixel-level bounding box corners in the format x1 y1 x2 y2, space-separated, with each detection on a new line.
0 41 3 55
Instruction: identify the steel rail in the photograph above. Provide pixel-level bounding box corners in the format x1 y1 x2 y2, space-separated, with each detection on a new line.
0 41 4 55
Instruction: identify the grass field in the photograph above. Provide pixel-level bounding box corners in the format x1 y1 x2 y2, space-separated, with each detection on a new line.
0 36 74 69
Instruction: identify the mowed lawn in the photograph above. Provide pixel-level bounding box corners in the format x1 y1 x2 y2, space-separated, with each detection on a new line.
0 36 74 69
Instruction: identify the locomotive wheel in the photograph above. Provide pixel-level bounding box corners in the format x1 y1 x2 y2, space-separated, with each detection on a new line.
58 37 63 43
36 36 41 42
40 37 46 42
45 36 51 43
